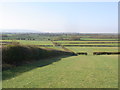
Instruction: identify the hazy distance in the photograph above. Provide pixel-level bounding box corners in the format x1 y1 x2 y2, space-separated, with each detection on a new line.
0 2 118 33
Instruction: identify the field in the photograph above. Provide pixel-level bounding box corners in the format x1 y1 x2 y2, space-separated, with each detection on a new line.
80 37 118 41
66 47 118 55
0 40 53 45
1 33 119 88
2 47 118 88
2 46 118 88
55 41 119 47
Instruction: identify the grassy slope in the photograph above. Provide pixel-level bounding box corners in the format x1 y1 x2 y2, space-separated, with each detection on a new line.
2 55 118 88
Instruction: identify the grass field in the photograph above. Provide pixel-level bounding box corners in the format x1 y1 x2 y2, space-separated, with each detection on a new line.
0 40 53 45
66 47 118 55
2 38 118 88
55 41 119 46
18 40 53 45
1 40 119 47
62 43 118 45
80 38 118 41
2 55 118 88
55 41 119 43
43 46 65 51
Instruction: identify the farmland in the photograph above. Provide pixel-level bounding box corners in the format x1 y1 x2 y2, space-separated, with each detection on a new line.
2 51 118 88
0 40 53 45
66 47 118 55
1 33 119 88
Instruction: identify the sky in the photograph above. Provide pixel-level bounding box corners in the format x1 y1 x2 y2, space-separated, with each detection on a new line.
0 2 118 33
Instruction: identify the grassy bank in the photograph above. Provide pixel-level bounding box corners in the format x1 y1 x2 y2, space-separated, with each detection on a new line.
2 45 75 69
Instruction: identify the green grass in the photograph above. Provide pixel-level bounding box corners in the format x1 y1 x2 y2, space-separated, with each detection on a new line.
62 43 118 45
1 40 53 45
1 40 119 46
1 40 66 51
55 41 119 43
2 40 118 88
43 46 65 51
66 47 118 55
55 41 119 47
80 38 118 41
16 40 53 45
2 55 118 88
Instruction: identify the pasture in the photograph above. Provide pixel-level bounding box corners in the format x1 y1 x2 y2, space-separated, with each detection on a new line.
0 40 53 45
66 47 118 55
2 53 118 88
1 33 119 88
80 37 118 41
55 41 119 47
2 46 118 88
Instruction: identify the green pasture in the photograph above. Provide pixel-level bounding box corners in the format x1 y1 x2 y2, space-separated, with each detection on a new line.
56 41 119 47
2 39 118 88
0 40 65 51
1 40 119 46
66 47 118 55
55 41 119 43
0 40 13 42
55 41 119 46
2 55 118 88
80 38 118 41
41 46 65 51
61 43 118 45
17 40 53 45
1 40 53 45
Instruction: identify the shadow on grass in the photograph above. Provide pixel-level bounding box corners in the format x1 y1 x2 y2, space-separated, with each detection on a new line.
2 55 71 80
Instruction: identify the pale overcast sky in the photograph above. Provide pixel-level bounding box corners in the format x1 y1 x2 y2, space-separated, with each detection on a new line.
0 2 118 33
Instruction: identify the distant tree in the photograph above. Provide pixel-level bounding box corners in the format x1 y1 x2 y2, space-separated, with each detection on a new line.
70 36 80 41
16 38 20 40
21 38 25 40
2 35 8 37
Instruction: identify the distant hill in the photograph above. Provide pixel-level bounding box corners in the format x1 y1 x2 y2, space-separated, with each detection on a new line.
1 29 42 33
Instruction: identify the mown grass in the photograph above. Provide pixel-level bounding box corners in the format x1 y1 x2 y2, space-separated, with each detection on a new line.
55 41 119 43
62 43 118 45
80 38 118 41
0 40 53 45
66 47 118 55
43 46 65 51
55 40 119 43
18 40 53 45
55 41 119 47
2 55 118 88
1 40 119 47
2 40 118 88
